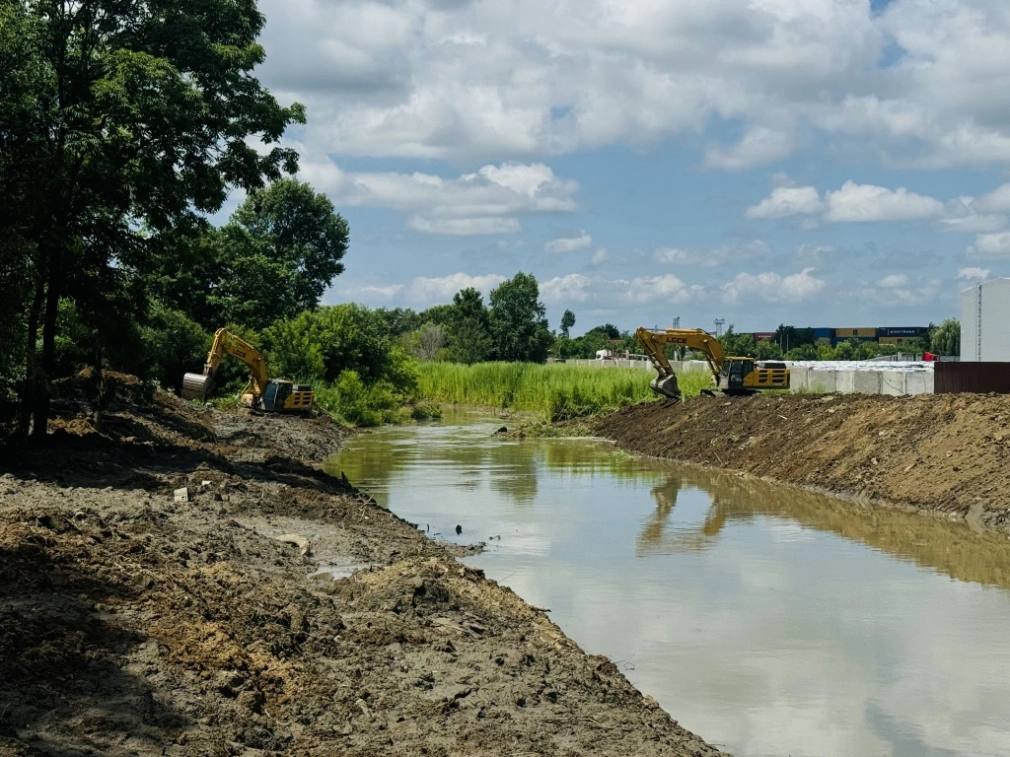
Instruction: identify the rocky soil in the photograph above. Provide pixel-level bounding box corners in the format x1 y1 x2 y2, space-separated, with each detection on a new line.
0 374 723 756
593 392 1010 535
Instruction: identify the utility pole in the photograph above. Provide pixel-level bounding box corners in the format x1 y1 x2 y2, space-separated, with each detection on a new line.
714 317 725 337
672 316 680 328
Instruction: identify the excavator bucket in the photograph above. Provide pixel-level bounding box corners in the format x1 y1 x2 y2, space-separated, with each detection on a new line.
181 372 214 401
649 374 681 401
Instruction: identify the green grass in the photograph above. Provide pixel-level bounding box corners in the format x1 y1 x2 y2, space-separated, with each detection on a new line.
416 362 713 421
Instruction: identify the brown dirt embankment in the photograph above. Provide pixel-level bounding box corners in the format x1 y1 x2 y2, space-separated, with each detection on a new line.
593 393 1010 535
0 374 722 756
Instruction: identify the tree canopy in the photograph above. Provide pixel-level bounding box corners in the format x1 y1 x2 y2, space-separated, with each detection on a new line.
2 0 304 436
488 273 553 363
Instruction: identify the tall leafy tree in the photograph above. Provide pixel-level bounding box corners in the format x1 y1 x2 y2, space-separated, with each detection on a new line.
930 319 960 355
560 309 576 338
1 0 304 437
225 179 348 319
488 273 553 363
446 287 492 364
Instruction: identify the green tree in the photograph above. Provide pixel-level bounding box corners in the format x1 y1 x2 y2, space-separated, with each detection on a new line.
147 180 347 331
226 180 348 318
445 288 493 364
754 340 784 361
263 304 392 383
3 0 304 437
139 304 210 392
488 273 553 362
785 344 818 361
374 308 422 338
832 341 855 360
930 319 960 355
720 327 757 358
560 309 576 338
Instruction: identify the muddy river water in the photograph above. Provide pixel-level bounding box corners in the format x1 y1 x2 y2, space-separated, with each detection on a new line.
328 412 1010 757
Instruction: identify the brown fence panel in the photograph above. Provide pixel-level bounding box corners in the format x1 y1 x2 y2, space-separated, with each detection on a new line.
934 362 1010 394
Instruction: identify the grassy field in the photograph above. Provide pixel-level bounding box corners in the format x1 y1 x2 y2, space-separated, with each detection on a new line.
417 362 714 421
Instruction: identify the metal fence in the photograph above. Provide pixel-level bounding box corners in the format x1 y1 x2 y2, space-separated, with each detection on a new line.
934 362 1010 394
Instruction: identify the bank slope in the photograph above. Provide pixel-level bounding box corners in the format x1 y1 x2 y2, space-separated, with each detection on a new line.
0 379 724 757
594 393 1010 535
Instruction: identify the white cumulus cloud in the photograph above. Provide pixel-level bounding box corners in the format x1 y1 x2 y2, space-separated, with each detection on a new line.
746 186 824 219
968 232 1010 258
879 274 910 288
299 157 577 236
722 268 825 304
545 232 592 253
406 273 507 302
824 181 944 222
705 127 795 171
957 267 990 282
256 0 1010 169
622 275 706 304
540 273 593 303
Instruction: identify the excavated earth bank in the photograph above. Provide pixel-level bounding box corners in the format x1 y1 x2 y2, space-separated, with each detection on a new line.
0 375 723 756
593 393 1010 535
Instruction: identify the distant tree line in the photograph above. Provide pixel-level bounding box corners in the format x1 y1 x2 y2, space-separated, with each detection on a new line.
718 320 959 361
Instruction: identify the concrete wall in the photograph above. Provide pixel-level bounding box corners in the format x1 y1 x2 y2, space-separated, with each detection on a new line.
788 365 932 396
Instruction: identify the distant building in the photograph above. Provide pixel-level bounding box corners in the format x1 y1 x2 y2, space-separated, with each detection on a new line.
960 278 1010 361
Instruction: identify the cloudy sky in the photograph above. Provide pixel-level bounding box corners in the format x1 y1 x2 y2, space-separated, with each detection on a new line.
247 0 1010 334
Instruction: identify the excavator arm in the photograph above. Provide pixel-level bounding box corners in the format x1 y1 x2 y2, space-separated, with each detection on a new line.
182 328 269 402
635 327 726 399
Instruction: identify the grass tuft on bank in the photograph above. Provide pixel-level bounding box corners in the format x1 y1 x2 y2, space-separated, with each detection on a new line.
416 362 713 420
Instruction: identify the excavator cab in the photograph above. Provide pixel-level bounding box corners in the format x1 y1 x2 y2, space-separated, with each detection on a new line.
723 358 752 392
261 380 313 412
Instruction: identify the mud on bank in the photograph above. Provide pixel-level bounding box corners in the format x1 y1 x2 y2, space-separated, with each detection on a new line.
0 377 722 756
593 393 1010 535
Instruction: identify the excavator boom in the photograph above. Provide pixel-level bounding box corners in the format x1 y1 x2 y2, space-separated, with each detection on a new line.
635 327 725 400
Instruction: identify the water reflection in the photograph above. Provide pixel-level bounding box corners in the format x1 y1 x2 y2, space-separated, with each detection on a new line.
331 418 1010 756
639 467 1010 592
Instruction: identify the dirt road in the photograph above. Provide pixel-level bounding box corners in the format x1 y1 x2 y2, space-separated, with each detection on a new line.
593 393 1010 535
0 376 723 756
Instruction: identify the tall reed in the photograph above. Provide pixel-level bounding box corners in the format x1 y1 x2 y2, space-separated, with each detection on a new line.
416 362 713 420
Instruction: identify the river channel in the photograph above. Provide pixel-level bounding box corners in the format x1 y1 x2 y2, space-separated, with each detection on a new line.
327 412 1010 757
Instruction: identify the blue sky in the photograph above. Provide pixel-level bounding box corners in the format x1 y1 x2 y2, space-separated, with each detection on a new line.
244 0 1010 335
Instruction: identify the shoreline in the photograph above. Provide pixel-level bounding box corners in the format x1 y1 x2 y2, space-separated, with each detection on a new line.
0 380 724 756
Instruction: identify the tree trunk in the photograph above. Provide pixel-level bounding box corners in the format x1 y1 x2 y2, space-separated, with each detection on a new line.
18 275 45 439
31 246 61 440
91 336 104 432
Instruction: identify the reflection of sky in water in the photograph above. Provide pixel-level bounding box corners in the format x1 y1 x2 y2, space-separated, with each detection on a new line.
329 417 1010 757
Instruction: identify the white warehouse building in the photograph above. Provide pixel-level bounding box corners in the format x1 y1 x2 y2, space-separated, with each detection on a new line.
960 278 1010 361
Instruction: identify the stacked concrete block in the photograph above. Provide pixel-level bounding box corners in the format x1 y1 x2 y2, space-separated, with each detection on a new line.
880 371 907 396
806 370 838 393
851 371 883 394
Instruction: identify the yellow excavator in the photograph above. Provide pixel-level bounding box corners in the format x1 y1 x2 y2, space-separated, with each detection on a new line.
181 328 313 412
635 327 788 401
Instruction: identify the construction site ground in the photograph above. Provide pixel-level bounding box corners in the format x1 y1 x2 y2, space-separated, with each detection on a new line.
592 392 1010 535
0 374 722 757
